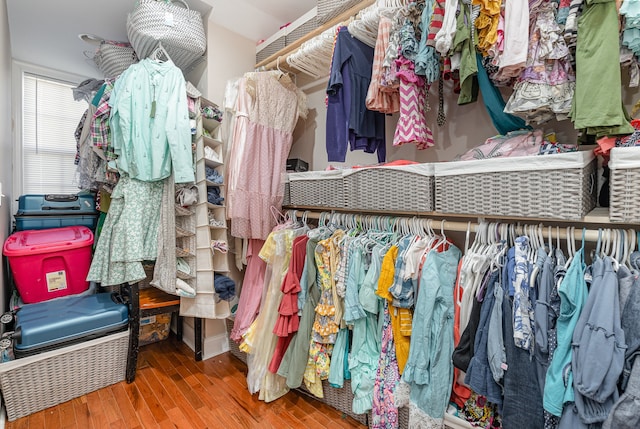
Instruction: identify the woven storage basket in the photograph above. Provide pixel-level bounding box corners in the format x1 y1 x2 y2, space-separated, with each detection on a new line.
344 163 435 212
317 0 362 24
225 318 247 363
285 10 320 46
289 170 345 209
256 33 286 64
0 331 128 421
297 379 368 425
127 0 206 71
91 40 138 78
283 179 291 206
609 147 640 222
434 151 597 220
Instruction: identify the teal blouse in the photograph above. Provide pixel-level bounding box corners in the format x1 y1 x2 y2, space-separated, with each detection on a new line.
110 58 194 183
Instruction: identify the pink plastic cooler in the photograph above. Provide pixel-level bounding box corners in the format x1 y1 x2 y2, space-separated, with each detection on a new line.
3 226 94 304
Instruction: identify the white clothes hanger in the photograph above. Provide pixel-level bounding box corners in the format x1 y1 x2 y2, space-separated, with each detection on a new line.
151 42 171 63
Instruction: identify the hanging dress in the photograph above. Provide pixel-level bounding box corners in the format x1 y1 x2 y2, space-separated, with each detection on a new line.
227 72 307 239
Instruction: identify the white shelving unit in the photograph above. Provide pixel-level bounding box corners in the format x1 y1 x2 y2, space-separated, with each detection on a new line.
181 96 231 359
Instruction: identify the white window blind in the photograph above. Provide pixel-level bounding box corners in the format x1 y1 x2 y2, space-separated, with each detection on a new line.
22 74 87 194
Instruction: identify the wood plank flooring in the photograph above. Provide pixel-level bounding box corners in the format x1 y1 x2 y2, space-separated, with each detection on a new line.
4 337 367 429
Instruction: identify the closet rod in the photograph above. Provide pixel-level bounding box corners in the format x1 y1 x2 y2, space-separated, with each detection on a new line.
286 210 634 243
256 0 377 71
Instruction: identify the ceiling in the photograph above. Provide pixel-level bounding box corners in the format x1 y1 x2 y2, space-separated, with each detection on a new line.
5 0 316 79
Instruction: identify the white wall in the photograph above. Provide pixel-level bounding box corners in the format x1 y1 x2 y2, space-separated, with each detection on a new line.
196 20 256 357
290 78 582 170
1 0 13 318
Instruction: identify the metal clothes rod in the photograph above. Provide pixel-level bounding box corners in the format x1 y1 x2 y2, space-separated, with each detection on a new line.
285 209 634 243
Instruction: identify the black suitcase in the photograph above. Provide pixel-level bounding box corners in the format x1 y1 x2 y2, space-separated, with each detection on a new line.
9 292 129 358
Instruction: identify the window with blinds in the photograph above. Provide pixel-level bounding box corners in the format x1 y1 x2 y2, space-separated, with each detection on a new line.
22 73 87 194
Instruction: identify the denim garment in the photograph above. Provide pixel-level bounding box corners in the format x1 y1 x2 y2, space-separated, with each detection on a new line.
502 282 545 429
620 258 640 391
557 403 590 429
389 236 415 309
544 247 588 417
617 265 634 318
572 256 626 424
603 357 640 429
403 245 462 426
488 275 506 384
534 248 556 392
465 270 503 407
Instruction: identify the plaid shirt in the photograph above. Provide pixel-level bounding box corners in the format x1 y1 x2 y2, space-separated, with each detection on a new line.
91 81 116 160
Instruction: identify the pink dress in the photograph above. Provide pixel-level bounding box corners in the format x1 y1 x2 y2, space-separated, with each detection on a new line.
230 239 266 342
393 56 434 149
366 16 400 114
227 72 307 240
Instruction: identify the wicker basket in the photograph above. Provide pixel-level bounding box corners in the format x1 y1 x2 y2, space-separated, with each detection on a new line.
91 40 138 78
0 331 129 421
289 170 345 209
609 147 640 222
127 0 206 71
256 30 286 64
344 164 435 212
283 179 291 206
225 318 247 364
286 9 320 46
297 379 368 425
317 0 362 24
434 151 597 220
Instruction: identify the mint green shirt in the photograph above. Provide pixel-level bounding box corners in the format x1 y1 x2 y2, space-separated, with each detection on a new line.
110 59 194 183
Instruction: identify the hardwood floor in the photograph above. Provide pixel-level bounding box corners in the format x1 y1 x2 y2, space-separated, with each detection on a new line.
4 337 367 429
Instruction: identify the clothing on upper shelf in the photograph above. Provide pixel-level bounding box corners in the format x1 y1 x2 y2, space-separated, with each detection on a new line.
327 26 386 163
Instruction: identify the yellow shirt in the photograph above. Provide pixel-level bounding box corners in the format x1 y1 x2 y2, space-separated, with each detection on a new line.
376 245 413 374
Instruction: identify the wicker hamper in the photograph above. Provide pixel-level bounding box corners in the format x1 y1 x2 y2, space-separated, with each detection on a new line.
297 379 368 425
343 163 435 212
434 150 597 220
0 331 129 421
256 29 286 64
126 0 206 71
317 0 362 24
225 318 247 364
285 8 320 46
609 147 640 222
289 170 345 209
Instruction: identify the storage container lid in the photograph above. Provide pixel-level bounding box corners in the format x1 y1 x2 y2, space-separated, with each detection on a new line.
609 147 640 170
288 169 344 181
342 162 435 177
434 149 595 177
3 226 94 256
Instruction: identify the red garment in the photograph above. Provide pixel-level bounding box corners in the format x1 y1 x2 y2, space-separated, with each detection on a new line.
268 234 309 373
595 119 640 165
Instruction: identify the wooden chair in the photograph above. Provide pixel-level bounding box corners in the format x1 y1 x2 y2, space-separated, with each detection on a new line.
122 282 203 382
